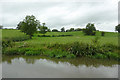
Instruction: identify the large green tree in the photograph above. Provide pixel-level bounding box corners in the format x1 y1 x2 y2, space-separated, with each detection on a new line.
38 23 48 35
83 23 96 35
115 24 120 33
17 15 40 38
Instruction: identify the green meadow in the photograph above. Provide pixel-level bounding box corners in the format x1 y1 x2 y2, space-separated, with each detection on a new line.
2 29 119 60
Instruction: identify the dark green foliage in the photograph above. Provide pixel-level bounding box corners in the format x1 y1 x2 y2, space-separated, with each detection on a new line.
17 15 40 38
2 40 13 49
66 28 74 32
38 35 50 37
47 40 119 60
75 28 82 31
66 29 70 32
47 28 51 32
83 23 96 35
61 27 65 32
52 35 73 37
52 29 59 32
38 23 48 35
91 32 96 35
69 28 74 32
115 24 120 33
101 32 105 36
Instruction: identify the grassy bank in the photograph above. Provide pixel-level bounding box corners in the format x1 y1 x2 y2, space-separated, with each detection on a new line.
2 29 119 60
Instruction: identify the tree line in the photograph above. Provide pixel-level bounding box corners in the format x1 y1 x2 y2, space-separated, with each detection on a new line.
1 15 120 38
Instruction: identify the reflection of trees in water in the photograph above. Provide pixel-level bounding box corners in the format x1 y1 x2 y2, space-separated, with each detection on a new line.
2 55 118 67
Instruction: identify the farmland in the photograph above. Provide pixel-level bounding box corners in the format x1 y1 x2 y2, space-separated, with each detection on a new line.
2 29 119 60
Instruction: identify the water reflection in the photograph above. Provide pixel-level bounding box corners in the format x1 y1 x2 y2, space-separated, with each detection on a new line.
2 55 118 67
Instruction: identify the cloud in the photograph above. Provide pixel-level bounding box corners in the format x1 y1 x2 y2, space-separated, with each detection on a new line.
0 0 119 32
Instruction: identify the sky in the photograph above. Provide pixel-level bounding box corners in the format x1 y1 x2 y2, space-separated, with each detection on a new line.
0 0 119 32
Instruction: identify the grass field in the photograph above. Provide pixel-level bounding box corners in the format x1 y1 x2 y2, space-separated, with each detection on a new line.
2 29 119 60
2 29 118 46
24 31 118 48
2 29 30 41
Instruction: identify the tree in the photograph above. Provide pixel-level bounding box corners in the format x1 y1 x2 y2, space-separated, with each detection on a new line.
47 28 51 32
17 15 40 38
83 23 96 35
61 27 65 32
75 28 82 31
38 23 48 35
0 25 3 29
52 29 59 32
69 28 74 32
115 24 120 33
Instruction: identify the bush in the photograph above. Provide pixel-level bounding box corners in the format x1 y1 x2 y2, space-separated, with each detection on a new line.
38 35 51 37
83 23 96 35
47 41 119 60
52 29 59 32
2 40 14 49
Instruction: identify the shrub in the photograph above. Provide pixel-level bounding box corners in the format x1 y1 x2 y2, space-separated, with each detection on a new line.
47 41 119 60
83 23 96 35
38 35 51 37
52 29 59 32
2 40 14 49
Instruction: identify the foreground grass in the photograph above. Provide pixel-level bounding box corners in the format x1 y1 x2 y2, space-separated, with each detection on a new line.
2 29 119 60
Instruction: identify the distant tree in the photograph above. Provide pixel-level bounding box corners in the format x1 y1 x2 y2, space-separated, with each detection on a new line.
69 28 74 32
38 23 48 35
0 25 3 29
52 29 59 32
115 24 120 33
17 15 40 38
75 28 82 31
47 28 51 32
83 23 96 35
61 27 65 32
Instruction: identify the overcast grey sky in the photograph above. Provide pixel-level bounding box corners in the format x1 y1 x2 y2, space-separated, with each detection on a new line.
0 0 119 32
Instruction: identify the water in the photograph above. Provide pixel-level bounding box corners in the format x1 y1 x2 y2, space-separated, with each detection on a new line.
2 55 119 78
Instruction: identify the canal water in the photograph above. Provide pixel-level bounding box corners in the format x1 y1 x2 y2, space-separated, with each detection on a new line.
2 56 118 78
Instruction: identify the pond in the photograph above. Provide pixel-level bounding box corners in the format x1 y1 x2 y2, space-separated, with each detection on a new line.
2 55 119 78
